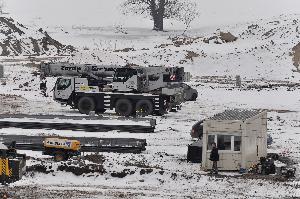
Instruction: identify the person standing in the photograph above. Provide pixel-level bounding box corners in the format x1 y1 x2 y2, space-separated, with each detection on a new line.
210 142 219 174
40 78 48 97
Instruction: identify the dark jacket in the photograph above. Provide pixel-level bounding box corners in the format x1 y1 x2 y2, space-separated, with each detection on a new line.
210 147 219 161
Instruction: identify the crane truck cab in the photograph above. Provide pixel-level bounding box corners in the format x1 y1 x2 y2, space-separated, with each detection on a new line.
54 77 75 103
43 138 81 162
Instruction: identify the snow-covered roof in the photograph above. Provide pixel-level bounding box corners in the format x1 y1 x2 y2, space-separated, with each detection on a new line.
209 109 263 121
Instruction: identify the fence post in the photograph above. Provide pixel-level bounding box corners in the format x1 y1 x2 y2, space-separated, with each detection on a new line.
235 75 241 87
0 65 3 78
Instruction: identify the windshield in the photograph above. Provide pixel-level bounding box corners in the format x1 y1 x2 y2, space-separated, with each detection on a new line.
56 78 71 90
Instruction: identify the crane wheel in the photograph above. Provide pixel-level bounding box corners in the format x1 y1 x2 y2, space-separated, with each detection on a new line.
136 100 153 116
115 99 133 117
77 97 96 115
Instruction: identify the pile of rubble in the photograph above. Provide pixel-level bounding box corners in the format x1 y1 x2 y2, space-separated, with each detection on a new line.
27 155 106 176
0 17 75 56
203 32 238 44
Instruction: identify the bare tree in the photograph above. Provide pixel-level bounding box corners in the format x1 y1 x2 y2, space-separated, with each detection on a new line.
174 2 199 35
122 0 198 31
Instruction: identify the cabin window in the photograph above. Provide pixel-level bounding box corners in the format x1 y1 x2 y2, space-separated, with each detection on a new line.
207 134 242 151
207 135 215 150
217 135 231 150
234 136 241 151
57 78 71 90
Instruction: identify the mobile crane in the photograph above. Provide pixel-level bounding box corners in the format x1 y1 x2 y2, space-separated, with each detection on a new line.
41 63 196 116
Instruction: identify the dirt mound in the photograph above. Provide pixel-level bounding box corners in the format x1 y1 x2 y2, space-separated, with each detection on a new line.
26 157 106 176
0 17 75 56
292 42 300 70
111 169 135 178
171 36 201 47
204 32 238 44
84 154 105 164
0 17 25 36
114 47 135 52
26 164 51 174
220 32 238 42
58 163 105 176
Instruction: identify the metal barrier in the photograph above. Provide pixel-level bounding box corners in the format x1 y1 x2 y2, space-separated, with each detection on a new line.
0 114 156 133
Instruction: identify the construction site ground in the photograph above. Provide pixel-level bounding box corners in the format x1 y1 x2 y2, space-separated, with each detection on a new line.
0 67 299 198
0 9 300 198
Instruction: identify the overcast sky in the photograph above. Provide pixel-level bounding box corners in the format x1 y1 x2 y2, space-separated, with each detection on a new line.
3 0 300 29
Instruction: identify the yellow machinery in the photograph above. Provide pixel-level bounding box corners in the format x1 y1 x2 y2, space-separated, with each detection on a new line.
0 142 26 184
43 138 81 161
0 158 12 179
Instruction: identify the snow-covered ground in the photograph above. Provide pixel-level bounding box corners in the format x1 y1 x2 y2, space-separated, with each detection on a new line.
0 63 299 198
0 0 299 198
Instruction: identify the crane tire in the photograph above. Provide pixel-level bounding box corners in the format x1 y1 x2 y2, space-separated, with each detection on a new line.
115 99 133 117
77 97 96 115
136 100 153 116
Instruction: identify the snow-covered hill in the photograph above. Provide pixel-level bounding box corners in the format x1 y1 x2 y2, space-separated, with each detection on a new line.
0 17 74 56
45 14 300 82
1 0 299 81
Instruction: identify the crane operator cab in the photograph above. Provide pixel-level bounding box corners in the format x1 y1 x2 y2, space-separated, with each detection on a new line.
54 77 74 103
111 68 142 92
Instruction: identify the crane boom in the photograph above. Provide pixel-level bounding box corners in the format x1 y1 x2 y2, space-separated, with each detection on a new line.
41 63 122 78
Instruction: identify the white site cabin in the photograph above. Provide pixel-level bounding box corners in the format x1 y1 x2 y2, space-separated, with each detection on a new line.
202 109 268 171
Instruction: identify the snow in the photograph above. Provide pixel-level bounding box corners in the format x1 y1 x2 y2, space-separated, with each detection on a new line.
1 75 299 198
0 142 8 149
0 0 299 198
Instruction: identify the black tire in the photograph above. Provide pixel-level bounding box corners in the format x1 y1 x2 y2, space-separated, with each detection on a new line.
191 93 198 101
54 152 65 162
115 99 133 117
77 97 96 115
136 100 154 116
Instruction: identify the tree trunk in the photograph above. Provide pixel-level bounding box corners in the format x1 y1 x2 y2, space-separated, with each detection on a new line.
151 0 165 31
153 14 164 31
